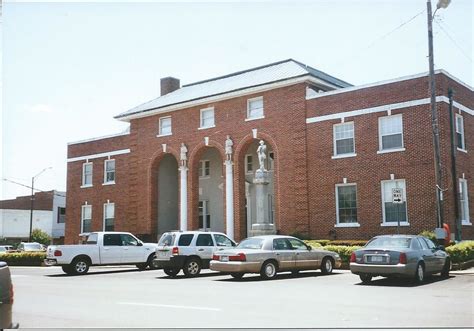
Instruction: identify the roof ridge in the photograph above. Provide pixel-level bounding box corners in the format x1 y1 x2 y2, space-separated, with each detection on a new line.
182 58 296 87
291 59 353 87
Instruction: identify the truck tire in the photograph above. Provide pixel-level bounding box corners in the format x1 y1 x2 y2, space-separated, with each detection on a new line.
61 265 74 275
136 263 148 271
147 253 158 270
163 268 179 277
71 257 90 275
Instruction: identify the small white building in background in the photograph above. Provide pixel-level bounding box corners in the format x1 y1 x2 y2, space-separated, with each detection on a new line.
0 190 66 243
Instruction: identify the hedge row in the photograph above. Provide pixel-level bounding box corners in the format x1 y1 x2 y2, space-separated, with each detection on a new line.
0 252 46 266
305 239 367 247
446 241 474 264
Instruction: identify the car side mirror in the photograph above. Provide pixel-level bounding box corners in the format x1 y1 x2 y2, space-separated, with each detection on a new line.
437 245 445 251
307 245 312 251
137 241 143 246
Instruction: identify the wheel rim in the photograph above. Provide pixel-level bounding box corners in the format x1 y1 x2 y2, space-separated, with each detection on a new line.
76 261 87 273
265 263 276 277
325 260 333 272
188 261 199 274
418 265 424 281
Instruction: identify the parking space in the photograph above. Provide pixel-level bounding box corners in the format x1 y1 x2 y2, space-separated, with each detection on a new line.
11 266 473 328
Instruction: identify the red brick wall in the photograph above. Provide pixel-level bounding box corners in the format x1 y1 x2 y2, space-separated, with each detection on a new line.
0 191 54 211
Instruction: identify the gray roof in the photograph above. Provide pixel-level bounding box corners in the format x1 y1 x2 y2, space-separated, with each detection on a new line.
115 59 351 120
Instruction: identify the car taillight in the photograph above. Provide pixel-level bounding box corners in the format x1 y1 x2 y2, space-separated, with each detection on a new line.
399 252 407 264
171 247 179 255
212 254 219 260
54 250 62 257
229 253 246 262
350 252 356 263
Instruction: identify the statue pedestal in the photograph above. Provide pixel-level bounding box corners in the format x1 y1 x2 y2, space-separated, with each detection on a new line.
249 169 276 236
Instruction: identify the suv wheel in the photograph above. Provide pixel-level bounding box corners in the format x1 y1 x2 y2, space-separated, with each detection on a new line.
183 258 201 277
163 268 179 277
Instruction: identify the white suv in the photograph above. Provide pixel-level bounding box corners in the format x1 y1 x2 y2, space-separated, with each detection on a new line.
153 231 236 277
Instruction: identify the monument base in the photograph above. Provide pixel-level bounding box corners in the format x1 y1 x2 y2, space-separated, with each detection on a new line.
249 223 277 236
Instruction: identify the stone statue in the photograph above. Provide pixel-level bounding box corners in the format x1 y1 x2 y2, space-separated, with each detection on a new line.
256 140 267 171
225 135 233 161
180 143 188 167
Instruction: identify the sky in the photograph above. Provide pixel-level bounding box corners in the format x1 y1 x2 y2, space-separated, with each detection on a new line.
1 0 473 200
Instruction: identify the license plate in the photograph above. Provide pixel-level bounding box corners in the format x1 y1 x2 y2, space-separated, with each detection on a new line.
371 256 384 262
221 256 229 262
158 251 169 260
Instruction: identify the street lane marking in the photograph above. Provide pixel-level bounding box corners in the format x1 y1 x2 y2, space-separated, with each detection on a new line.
117 302 221 311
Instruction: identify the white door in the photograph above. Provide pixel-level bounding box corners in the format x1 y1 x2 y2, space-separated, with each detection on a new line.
195 233 215 261
120 234 146 263
100 234 123 264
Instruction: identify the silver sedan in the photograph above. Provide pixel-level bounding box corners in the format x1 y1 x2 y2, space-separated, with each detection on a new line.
210 235 342 280
350 235 450 284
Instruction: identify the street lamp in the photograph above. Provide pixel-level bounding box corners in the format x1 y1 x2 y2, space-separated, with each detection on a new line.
28 167 52 242
426 0 450 232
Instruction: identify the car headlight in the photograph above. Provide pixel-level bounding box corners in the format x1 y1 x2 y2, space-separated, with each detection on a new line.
334 254 340 258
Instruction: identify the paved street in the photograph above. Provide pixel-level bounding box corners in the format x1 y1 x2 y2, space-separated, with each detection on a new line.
10 266 473 328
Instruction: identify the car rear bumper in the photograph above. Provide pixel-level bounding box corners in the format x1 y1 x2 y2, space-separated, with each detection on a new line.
210 261 261 273
152 256 186 270
350 262 415 277
0 303 18 329
44 259 58 266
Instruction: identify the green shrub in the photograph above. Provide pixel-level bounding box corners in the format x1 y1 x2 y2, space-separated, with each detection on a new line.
0 252 46 266
320 245 362 263
305 240 330 246
446 241 474 264
304 241 323 248
328 240 367 247
419 230 436 242
31 228 52 246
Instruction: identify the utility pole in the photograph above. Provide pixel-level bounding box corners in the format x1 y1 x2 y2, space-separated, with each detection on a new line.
28 167 52 241
427 0 450 230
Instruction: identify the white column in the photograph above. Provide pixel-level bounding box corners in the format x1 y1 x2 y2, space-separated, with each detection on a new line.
179 166 188 231
225 160 234 240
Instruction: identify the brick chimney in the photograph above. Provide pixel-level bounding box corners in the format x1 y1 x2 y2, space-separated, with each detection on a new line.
160 77 180 96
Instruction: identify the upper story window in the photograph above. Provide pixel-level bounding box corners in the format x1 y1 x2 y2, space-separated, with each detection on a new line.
459 179 470 225
81 205 92 233
57 207 66 224
103 202 115 231
381 179 408 225
245 154 253 173
455 114 466 151
379 114 404 152
333 122 355 156
200 107 215 129
82 162 93 187
104 159 115 184
158 116 172 136
247 97 264 120
268 151 274 171
199 160 210 178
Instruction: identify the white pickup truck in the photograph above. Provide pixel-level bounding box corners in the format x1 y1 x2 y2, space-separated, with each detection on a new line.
44 232 158 275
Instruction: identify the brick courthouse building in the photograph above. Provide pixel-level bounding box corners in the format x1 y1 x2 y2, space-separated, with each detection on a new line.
65 59 473 243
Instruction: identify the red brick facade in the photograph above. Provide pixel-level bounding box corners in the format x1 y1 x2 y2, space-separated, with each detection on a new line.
65 70 473 244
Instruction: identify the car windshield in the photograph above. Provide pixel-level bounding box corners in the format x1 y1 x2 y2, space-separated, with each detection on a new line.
0 247 6 252
158 233 175 246
365 237 411 248
236 238 264 249
24 243 42 250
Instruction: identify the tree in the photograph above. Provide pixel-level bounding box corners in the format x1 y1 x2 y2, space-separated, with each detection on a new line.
31 228 51 246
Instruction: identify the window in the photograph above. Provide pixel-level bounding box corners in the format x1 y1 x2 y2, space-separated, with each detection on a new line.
288 238 308 250
82 162 93 187
423 237 436 249
381 179 408 225
245 154 253 173
459 179 470 224
273 238 291 250
103 203 115 231
418 237 429 249
247 97 264 119
411 238 421 250
57 207 66 224
333 122 355 156
455 114 465 150
200 107 215 129
120 234 138 246
81 205 92 233
103 234 122 246
86 233 98 244
268 151 274 170
199 200 210 229
158 116 172 136
104 160 115 184
336 184 358 225
214 234 234 247
196 234 214 246
379 114 404 151
178 234 194 246
199 160 210 178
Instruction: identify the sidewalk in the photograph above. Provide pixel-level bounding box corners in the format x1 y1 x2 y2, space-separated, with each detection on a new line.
450 267 474 275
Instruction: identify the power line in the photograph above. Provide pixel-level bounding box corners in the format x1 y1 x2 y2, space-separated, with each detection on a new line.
2 178 66 198
434 19 473 63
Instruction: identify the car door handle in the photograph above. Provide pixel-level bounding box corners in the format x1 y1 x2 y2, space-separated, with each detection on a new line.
276 253 280 256
103 248 110 251
218 248 225 251
198 249 204 251
123 247 129 250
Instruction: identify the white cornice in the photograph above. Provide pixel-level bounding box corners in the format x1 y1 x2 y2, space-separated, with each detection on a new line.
116 75 339 122
68 132 130 146
306 69 473 101
306 96 473 124
67 149 130 163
